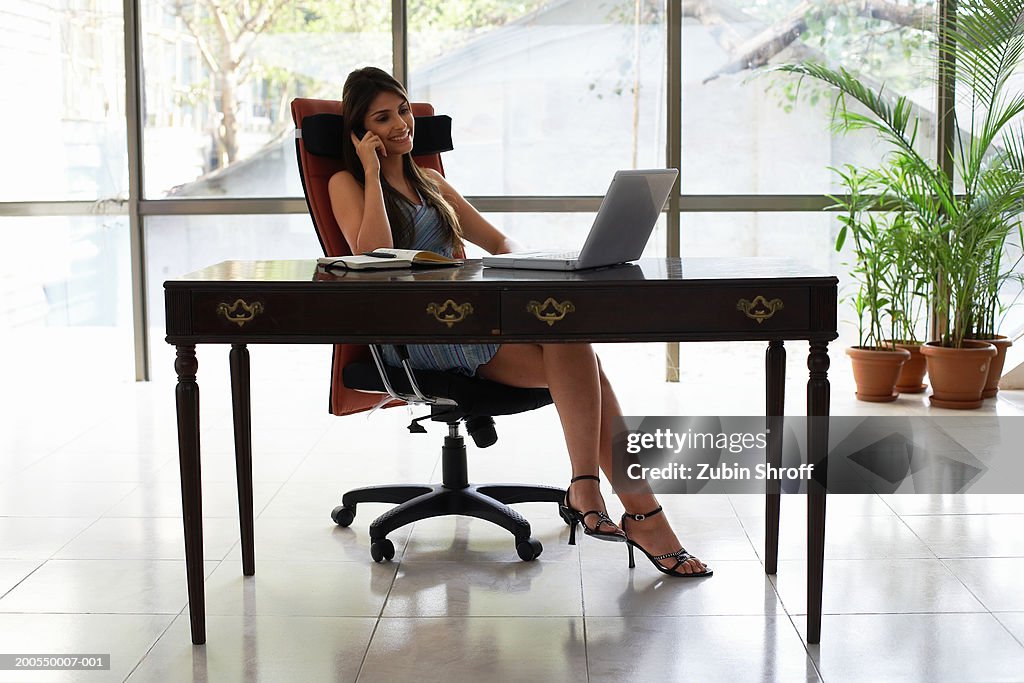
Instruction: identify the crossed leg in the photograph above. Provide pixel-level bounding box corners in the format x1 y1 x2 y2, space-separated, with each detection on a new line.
476 342 708 574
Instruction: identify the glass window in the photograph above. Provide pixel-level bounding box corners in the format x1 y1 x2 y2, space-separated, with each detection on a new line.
682 0 936 194
0 216 133 382
140 0 392 198
408 0 668 195
0 0 128 201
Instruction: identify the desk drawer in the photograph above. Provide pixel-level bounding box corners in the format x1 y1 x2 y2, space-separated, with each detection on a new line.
501 286 809 335
191 289 499 337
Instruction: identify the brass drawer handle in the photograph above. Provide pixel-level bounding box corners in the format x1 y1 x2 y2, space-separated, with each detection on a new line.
426 299 474 327
737 295 784 324
217 299 264 327
527 298 576 326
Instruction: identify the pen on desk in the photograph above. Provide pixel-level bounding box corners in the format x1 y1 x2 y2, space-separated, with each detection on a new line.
362 251 398 258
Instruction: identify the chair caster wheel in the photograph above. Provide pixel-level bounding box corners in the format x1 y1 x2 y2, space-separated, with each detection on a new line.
516 538 543 561
370 538 395 563
331 505 355 527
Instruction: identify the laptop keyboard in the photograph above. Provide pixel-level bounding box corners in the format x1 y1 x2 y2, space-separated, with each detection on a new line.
515 250 579 260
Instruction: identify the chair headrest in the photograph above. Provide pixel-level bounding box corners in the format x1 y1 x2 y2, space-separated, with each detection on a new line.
301 113 454 159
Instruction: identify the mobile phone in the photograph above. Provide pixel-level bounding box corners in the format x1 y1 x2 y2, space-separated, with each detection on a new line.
353 124 367 139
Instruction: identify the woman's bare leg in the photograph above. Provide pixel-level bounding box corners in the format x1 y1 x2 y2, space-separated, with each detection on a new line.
595 366 708 574
478 344 708 572
476 342 618 533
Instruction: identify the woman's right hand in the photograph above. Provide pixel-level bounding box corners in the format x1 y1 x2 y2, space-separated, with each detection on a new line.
351 130 386 175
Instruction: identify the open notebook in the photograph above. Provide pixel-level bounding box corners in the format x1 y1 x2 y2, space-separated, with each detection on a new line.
317 249 462 271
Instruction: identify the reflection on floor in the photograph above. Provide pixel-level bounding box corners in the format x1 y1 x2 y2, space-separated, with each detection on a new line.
2 341 1024 682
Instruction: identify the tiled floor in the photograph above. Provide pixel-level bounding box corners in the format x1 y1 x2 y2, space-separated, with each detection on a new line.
2 341 1024 682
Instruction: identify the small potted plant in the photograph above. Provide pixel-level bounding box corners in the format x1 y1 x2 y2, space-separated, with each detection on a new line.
966 226 1023 397
877 163 932 394
833 165 911 402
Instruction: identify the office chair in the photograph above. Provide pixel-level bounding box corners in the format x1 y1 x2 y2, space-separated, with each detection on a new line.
291 97 566 562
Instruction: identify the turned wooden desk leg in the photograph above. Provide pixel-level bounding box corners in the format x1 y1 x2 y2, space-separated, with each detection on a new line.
807 340 831 644
230 344 255 577
175 345 206 645
765 340 785 575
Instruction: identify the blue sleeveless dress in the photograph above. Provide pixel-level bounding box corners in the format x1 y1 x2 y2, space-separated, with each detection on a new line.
379 193 500 376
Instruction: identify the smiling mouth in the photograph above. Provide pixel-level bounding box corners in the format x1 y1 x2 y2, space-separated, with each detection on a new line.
388 132 411 143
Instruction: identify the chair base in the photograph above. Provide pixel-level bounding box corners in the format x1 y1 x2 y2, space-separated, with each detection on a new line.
334 481 566 561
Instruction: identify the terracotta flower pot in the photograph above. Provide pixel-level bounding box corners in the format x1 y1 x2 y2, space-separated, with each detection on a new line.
920 340 997 410
968 335 1013 399
889 341 928 394
846 346 911 402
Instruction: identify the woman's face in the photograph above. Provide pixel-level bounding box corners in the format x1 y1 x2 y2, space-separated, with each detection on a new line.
362 90 415 156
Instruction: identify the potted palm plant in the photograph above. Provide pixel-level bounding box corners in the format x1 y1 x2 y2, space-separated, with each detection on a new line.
876 161 933 393
884 205 933 393
833 165 911 402
776 0 1024 408
967 224 1023 396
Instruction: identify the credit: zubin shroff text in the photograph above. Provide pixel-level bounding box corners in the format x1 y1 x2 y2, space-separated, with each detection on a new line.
624 428 814 482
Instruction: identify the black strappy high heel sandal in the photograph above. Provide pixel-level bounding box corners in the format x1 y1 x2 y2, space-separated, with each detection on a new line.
621 506 713 577
559 474 626 545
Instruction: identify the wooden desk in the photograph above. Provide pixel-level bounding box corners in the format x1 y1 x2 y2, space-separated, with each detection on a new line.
165 257 838 645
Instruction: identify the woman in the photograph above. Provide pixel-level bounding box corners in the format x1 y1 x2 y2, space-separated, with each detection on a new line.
328 66 710 577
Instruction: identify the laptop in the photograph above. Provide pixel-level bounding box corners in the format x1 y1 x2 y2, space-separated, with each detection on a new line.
482 169 678 271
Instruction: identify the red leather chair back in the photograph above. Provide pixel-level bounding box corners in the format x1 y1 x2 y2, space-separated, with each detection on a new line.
291 97 447 416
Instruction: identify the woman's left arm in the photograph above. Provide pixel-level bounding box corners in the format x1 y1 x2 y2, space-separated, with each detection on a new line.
426 169 521 255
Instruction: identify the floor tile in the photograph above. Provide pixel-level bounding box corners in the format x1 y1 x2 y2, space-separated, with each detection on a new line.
943 558 1024 611
995 613 1024 647
221 516 413 564
153 448 308 484
103 479 280 518
771 558 987 615
581 557 781 617
0 408 100 460
53 517 241 562
358 617 587 683
661 493 765 518
190 425 331 459
0 559 219 614
0 560 43 597
288 449 439 484
740 513 934 560
0 517 96 560
0 613 174 683
126 614 375 683
257 480 376 519
586 616 821 682
798 614 1024 682
202 560 395 617
730 493 895 517
383 559 582 617
47 410 201 458
900 514 1024 557
0 480 138 517
880 494 1024 516
19 450 175 483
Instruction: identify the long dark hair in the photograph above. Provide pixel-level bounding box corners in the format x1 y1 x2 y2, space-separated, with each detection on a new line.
340 67 463 252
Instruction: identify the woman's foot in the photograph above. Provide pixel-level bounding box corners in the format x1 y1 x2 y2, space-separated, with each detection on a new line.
564 475 624 540
621 507 709 575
